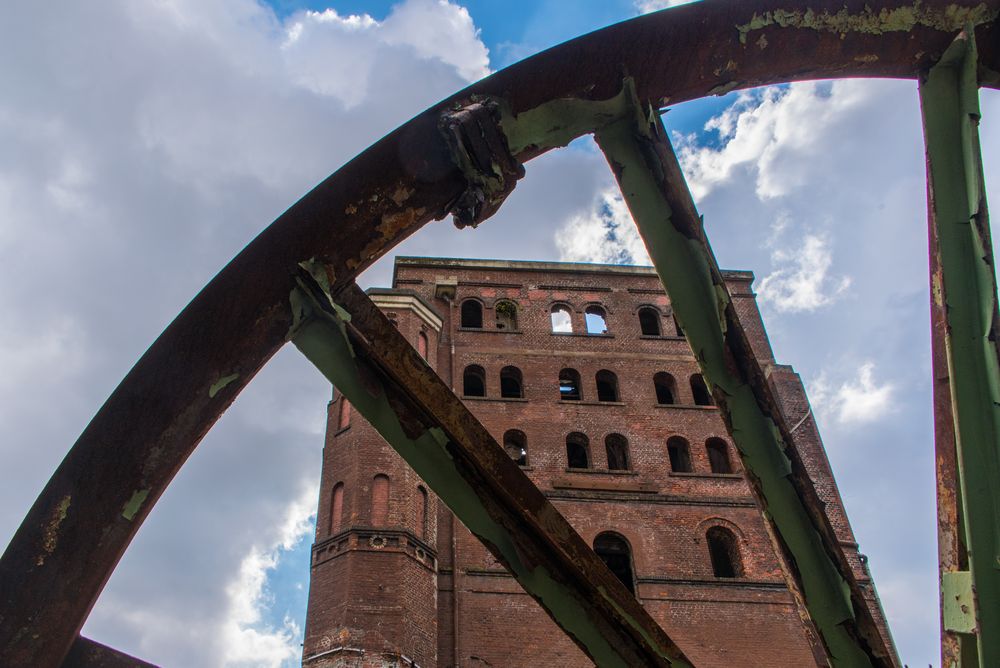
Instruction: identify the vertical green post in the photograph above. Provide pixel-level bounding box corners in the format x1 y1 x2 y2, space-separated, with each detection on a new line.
920 28 1000 668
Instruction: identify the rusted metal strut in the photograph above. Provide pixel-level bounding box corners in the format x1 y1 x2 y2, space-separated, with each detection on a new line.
1 1 999 665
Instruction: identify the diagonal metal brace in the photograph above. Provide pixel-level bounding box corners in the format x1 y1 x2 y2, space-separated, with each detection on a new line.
288 269 693 668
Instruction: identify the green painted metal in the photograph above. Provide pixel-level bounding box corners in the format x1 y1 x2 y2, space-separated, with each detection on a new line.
920 27 1000 667
592 91 893 666
943 571 977 633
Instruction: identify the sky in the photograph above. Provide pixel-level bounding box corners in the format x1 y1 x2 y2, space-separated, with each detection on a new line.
1 1 997 666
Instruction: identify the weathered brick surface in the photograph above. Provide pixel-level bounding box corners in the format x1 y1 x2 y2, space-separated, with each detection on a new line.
303 258 895 667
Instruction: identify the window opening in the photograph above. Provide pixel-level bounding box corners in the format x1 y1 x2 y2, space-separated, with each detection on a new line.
707 527 742 578
495 300 518 330
594 532 635 594
605 433 630 471
707 438 733 474
338 398 352 429
330 482 344 534
667 436 692 473
595 370 619 402
691 374 714 406
653 372 676 405
417 486 428 538
638 307 661 336
461 299 483 328
585 305 608 334
673 315 684 337
559 368 582 401
463 365 486 397
566 432 590 469
417 331 428 359
371 475 390 527
551 304 573 333
500 366 523 399
503 429 528 466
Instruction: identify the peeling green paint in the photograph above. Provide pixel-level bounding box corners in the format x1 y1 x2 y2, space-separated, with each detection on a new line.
37 495 71 565
121 489 149 521
735 3 997 44
208 373 240 399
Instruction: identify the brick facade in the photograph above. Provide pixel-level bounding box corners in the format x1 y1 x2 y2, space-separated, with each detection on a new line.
302 257 897 667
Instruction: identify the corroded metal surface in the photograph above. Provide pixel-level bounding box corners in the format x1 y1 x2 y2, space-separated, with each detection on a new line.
62 636 157 668
1 1 998 665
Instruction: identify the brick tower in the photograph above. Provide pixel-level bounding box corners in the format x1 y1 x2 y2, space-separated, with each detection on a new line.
301 257 897 668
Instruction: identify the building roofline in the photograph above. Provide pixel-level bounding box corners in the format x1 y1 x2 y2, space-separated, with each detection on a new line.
365 287 444 319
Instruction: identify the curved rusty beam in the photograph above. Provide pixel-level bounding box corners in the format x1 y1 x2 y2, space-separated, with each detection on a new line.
2 0 998 665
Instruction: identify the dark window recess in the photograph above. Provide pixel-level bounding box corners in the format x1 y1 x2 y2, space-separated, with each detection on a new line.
417 486 428 538
566 432 590 468
585 305 608 334
503 429 528 466
667 436 692 473
559 368 582 401
653 372 676 405
594 532 635 594
463 365 486 397
691 374 714 406
595 370 619 402
417 331 428 359
500 366 523 398
638 307 661 336
673 315 684 337
707 527 743 578
461 299 483 328
605 434 630 471
495 301 518 330
707 438 732 474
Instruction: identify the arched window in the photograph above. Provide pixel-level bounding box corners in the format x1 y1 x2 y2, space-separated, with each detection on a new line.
551 304 573 333
330 482 344 534
463 365 486 397
417 331 428 359
504 429 528 466
495 300 518 330
605 433 630 471
638 307 661 336
691 374 714 406
595 370 619 402
653 372 677 405
667 436 692 473
559 368 582 401
706 438 732 474
461 299 483 328
338 398 352 429
566 432 590 469
594 532 635 594
673 315 684 337
417 486 428 539
707 527 743 578
585 305 608 334
371 474 390 527
500 366 523 399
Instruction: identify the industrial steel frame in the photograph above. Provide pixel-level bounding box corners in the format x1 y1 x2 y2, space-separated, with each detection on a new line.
2 1 998 666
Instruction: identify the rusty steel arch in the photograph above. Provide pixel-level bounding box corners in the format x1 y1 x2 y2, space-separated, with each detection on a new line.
2 1 999 666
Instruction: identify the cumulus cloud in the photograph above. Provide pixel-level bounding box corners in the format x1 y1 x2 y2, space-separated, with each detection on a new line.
635 0 700 12
757 233 851 312
554 188 650 265
810 362 895 426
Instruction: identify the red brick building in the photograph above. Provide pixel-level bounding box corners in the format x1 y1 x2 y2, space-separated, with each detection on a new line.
302 257 896 667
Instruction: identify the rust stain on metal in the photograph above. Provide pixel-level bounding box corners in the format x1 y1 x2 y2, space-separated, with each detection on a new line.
37 495 71 566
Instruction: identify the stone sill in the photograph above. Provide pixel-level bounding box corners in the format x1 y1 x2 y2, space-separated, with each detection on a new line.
554 473 657 494
558 400 625 407
652 403 716 411
457 327 524 334
461 395 528 403
639 334 686 341
550 332 615 338
669 472 743 480
564 467 638 476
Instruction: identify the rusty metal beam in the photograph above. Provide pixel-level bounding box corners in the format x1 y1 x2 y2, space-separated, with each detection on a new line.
2 1 998 664
921 27 1000 668
289 272 692 667
592 90 896 666
61 636 157 668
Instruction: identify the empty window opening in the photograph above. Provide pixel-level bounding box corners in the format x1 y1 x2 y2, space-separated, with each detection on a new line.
585 305 608 335
673 315 684 337
551 304 573 333
638 307 661 336
707 527 743 578
707 438 733 474
500 366 523 399
605 433 630 471
495 300 518 330
566 432 590 469
417 331 428 359
338 398 352 429
667 436 692 473
504 429 528 466
371 474 390 527
594 532 635 594
559 368 582 401
691 374 714 406
461 299 483 328
417 485 428 539
463 365 486 397
653 372 677 405
595 370 619 402
330 482 344 534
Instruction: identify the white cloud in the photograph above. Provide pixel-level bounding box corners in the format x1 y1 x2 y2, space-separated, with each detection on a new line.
554 187 650 265
810 362 894 426
757 233 850 312
635 0 700 12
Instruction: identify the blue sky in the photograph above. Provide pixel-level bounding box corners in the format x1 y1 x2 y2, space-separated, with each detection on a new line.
1 1 997 666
